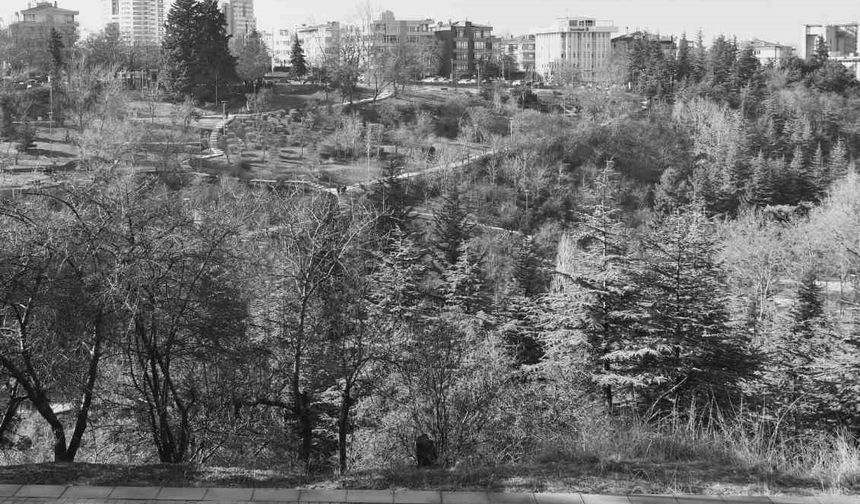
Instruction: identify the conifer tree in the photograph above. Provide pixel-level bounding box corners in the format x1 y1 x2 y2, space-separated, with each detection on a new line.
544 164 643 412
368 160 415 238
290 35 308 78
162 0 236 99
746 151 773 206
627 204 757 412
828 138 849 181
431 190 474 266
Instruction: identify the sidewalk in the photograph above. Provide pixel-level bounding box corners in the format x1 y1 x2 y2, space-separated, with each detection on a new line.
0 486 852 504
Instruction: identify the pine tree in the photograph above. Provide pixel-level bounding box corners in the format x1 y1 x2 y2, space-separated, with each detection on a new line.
810 143 828 198
675 33 691 84
48 28 65 76
544 164 644 412
290 35 308 78
630 204 757 412
162 0 236 99
368 160 415 238
746 151 773 206
811 36 830 69
431 190 474 266
828 138 849 181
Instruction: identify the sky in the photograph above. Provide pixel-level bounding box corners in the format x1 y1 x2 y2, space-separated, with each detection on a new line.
5 0 859 47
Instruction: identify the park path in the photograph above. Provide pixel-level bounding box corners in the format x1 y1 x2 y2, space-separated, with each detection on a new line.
0 485 846 504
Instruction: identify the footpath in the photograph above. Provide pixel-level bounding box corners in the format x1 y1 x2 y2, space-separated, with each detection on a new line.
0 486 853 504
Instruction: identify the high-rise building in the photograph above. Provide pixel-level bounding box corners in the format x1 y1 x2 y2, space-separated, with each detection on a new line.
534 17 617 81
102 0 167 46
221 0 255 39
433 21 495 79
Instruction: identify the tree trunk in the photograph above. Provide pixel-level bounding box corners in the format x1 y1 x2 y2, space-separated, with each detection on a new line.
337 385 352 473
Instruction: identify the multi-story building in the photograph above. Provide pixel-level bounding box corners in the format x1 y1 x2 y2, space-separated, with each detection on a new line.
295 22 341 67
433 20 495 79
499 34 535 77
611 31 675 57
221 0 255 39
801 23 860 80
801 23 858 59
9 1 78 70
102 0 166 45
534 17 617 81
263 28 293 70
370 10 435 49
747 39 794 66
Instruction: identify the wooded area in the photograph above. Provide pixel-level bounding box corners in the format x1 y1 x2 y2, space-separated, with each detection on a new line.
0 10 860 492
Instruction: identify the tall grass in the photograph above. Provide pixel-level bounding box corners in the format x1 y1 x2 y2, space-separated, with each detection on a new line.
548 401 860 492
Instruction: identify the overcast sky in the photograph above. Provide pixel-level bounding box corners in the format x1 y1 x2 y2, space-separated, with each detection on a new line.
6 0 859 47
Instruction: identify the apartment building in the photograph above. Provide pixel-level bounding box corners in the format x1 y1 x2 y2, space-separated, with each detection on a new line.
611 31 675 57
221 0 255 39
295 22 341 67
263 28 292 69
9 1 78 69
499 34 535 76
102 0 166 45
434 20 495 79
534 17 617 81
370 10 435 49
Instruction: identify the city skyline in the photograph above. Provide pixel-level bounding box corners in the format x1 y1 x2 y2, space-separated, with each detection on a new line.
4 0 860 47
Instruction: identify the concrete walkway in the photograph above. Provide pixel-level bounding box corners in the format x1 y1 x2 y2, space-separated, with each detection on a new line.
0 486 852 504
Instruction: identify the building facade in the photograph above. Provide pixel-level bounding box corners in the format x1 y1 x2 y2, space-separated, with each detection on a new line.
10 1 79 70
370 10 435 49
295 22 341 67
534 17 617 81
221 0 255 39
611 31 674 57
263 28 292 70
801 23 858 59
499 34 535 77
102 0 166 45
747 39 793 66
433 21 495 79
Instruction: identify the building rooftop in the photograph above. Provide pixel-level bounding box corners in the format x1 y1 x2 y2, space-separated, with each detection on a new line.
18 1 78 16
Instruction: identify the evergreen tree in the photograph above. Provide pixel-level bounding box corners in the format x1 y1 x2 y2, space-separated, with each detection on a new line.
675 33 691 83
431 190 474 266
747 151 774 206
828 138 849 181
290 35 308 78
810 143 828 197
162 0 236 99
368 160 415 238
629 205 757 412
48 28 65 76
544 164 643 412
811 36 830 69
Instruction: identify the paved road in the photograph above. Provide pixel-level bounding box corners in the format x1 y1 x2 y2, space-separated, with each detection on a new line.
0 485 849 504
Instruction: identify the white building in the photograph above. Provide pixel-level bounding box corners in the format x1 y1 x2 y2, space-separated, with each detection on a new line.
221 0 255 39
534 17 617 81
262 28 292 69
102 0 167 45
747 39 794 66
295 22 341 67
